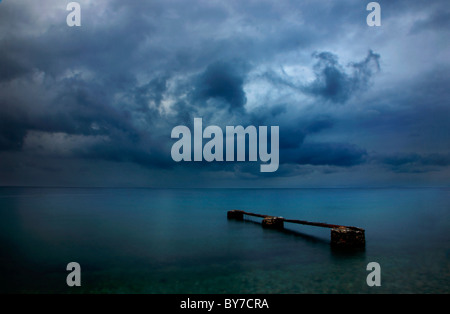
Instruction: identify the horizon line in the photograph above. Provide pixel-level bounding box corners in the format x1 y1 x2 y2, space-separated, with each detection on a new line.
0 185 449 189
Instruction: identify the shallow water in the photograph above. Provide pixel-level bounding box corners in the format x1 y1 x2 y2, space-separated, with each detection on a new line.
0 187 449 293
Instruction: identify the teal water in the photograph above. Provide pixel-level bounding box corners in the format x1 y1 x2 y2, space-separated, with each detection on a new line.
0 187 449 293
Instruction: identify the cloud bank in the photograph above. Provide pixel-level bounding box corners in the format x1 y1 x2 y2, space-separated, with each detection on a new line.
0 0 449 187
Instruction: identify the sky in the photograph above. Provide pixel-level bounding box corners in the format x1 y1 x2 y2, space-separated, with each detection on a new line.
0 0 449 187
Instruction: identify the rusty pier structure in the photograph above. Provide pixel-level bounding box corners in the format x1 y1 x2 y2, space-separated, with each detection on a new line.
227 210 365 248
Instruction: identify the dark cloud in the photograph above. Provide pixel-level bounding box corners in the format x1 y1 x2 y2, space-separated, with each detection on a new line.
276 116 335 150
304 117 335 134
0 0 448 187
304 50 380 103
258 50 380 104
0 54 29 82
193 61 249 112
0 115 27 151
286 142 368 167
411 10 450 34
76 140 173 170
132 76 169 113
377 153 450 173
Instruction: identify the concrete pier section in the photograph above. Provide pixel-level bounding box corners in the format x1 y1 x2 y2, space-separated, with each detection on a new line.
227 210 365 248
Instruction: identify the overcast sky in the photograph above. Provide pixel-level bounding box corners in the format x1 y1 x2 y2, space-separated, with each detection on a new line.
0 0 449 187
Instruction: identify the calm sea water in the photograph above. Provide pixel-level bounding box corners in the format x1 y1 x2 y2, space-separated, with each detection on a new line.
0 187 449 293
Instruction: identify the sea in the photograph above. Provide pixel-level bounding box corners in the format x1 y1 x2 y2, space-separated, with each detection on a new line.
0 187 449 293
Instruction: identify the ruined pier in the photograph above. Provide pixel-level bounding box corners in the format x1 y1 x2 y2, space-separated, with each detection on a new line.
227 209 365 248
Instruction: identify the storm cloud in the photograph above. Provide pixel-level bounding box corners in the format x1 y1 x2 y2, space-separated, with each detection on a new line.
0 0 449 187
305 50 380 103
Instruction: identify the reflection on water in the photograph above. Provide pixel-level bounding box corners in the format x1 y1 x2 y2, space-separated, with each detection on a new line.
0 187 449 293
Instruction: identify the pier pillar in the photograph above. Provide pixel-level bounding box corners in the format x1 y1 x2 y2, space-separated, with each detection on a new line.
330 227 365 248
227 210 244 220
262 216 284 230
